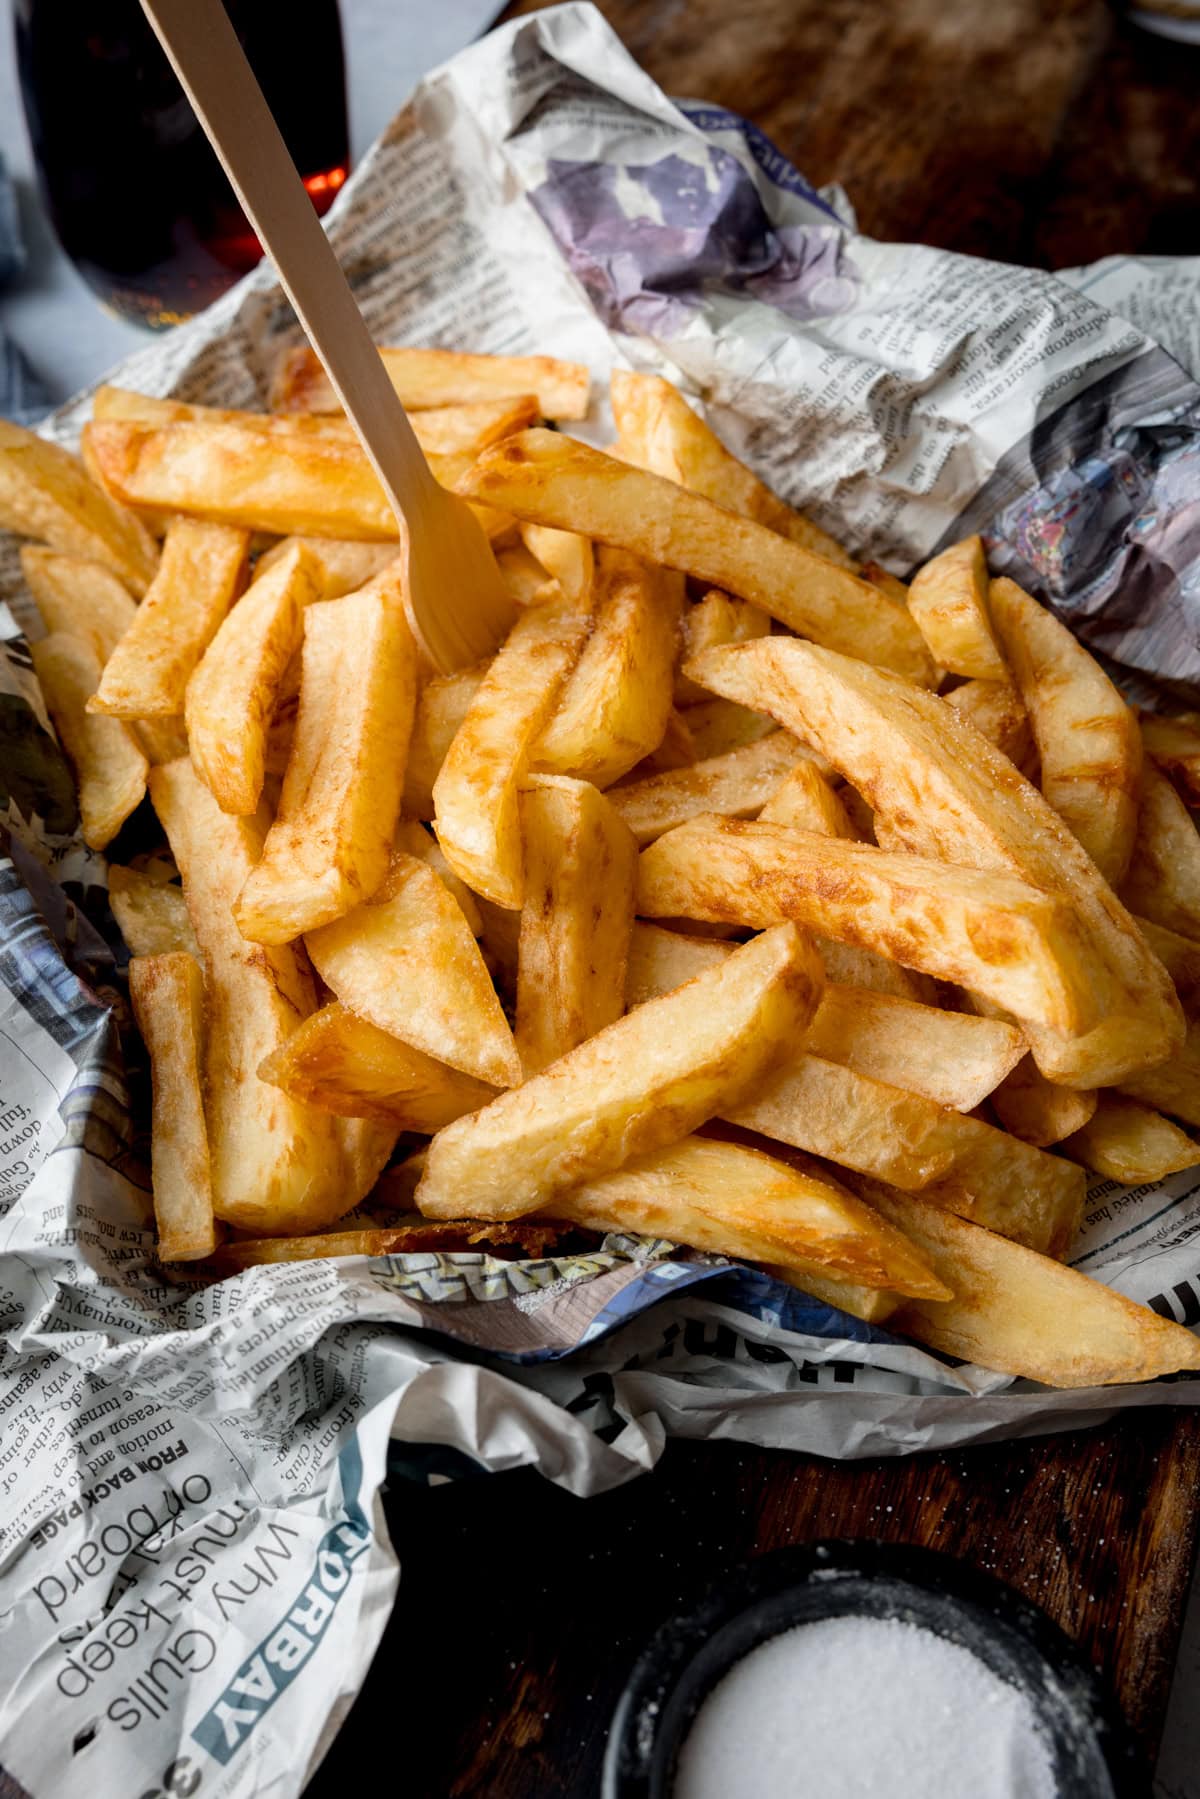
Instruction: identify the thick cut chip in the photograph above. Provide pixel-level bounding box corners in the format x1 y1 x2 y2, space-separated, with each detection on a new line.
0 418 158 596
1120 762 1200 940
675 590 771 706
305 851 521 1088
637 815 1100 1035
533 548 684 788
496 540 563 611
1135 916 1200 1016
610 369 852 567
402 663 488 820
259 1001 495 1126
149 758 385 1233
989 577 1141 885
763 1269 901 1323
31 633 147 848
552 1136 948 1299
630 708 697 775
859 1180 1200 1387
255 535 400 599
944 678 1031 766
132 717 188 765
1140 711 1200 802
434 601 589 907
129 952 215 1261
1062 1096 1200 1184
759 761 860 836
906 538 1006 680
458 431 935 685
990 1058 1098 1147
516 776 637 1076
186 541 317 815
236 572 417 942
417 923 824 1220
272 343 589 420
109 867 199 957
683 697 777 759
610 733 812 846
212 1216 574 1269
1118 1021 1200 1127
21 546 136 658
90 518 249 718
687 637 1182 1086
518 524 593 605
814 938 931 1001
392 818 483 935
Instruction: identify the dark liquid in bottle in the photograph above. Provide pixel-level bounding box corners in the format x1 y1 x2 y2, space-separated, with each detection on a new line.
14 0 349 328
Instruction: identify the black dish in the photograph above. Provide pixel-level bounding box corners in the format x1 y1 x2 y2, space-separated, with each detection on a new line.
603 1540 1147 1799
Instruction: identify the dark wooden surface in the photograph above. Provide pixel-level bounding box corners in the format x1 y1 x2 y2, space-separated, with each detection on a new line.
311 5 1200 1790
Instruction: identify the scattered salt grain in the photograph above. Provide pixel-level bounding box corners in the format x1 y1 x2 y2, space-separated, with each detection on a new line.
672 1614 1057 1799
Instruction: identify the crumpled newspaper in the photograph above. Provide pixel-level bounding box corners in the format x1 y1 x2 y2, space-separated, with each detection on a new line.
3 5 1200 1793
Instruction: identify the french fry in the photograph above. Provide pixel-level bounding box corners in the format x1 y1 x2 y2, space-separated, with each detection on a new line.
1134 916 1200 1016
1140 711 1200 803
434 600 590 907
551 1136 949 1298
305 850 522 1088
518 523 593 605
148 758 385 1234
675 590 771 706
516 776 637 1076
417 923 824 1220
943 677 1031 765
610 733 814 846
129 952 216 1261
211 1215 575 1270
682 696 777 759
813 938 932 1001
625 921 1025 1111
759 760 859 836
859 562 910 605
458 431 936 685
629 708 697 775
255 534 400 598
259 1001 495 1126
637 815 1100 1035
402 663 488 820
1120 762 1200 940
392 818 484 935
989 576 1141 885
21 546 136 658
496 539 563 611
271 343 590 420
688 637 1183 1086
185 540 317 815
533 549 684 788
109 866 199 957
132 717 189 765
624 919 929 1013
236 572 417 941
30 633 147 848
0 418 158 596
991 1060 1097 1147
90 518 250 718
610 368 852 566
1061 1096 1200 1184
765 1268 901 1324
906 538 1006 680
858 1180 1200 1387
1117 1021 1200 1127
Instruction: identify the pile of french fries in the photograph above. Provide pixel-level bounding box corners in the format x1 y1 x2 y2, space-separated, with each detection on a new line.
6 344 1200 1393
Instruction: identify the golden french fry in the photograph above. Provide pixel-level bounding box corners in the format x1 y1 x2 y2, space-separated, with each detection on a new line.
90 518 249 719
1062 1095 1200 1184
858 1179 1200 1387
610 369 852 567
132 717 189 765
434 601 590 907
129 952 216 1261
552 1136 949 1299
765 1269 901 1323
687 637 1182 1087
675 590 771 706
185 541 317 815
1120 762 1200 940
236 572 417 942
31 633 147 848
1140 711 1200 803
496 539 563 611
109 866 199 957
305 851 521 1088
609 732 812 846
989 577 1141 886
401 663 488 820
259 1001 495 1126
637 815 1100 1035
907 538 1006 680
0 418 158 596
812 938 930 1001
148 757 388 1233
1117 1020 1200 1126
392 818 483 935
211 1214 575 1270
759 760 859 836
458 431 936 685
417 923 825 1220
21 546 136 659
682 696 777 759
518 523 593 605
516 776 637 1076
943 677 1031 765
859 562 909 605
1135 915 1200 1016
533 548 684 788
271 343 589 420
254 534 400 598
990 1059 1098 1147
